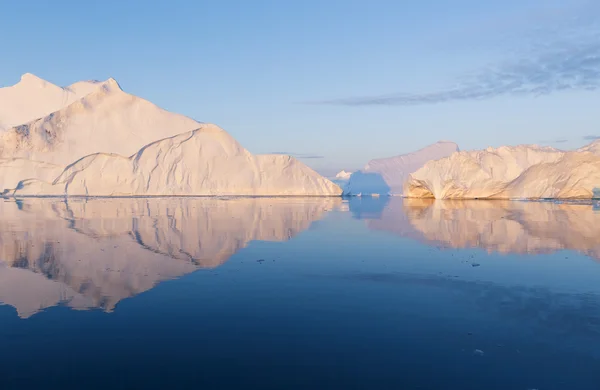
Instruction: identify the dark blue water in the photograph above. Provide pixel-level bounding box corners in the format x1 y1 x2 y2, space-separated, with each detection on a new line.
0 197 599 389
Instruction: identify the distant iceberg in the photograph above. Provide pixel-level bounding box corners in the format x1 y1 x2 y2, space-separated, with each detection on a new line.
335 170 353 180
405 141 600 199
344 141 459 196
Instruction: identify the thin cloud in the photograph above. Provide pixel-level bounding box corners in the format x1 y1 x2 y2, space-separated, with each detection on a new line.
270 152 325 159
313 3 600 106
583 135 600 140
539 138 569 144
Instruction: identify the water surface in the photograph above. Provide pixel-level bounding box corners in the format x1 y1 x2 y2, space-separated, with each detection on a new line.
1 197 599 389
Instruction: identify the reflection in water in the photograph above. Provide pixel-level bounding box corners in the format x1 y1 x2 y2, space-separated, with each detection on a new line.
0 197 340 318
361 198 600 259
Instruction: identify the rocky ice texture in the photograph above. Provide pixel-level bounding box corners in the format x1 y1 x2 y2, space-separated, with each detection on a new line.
0 73 101 131
8 125 342 196
0 78 200 166
344 141 459 195
0 197 339 318
0 74 340 196
405 143 600 199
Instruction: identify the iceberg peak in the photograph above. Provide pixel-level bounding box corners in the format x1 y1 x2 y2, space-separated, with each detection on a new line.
19 73 51 87
99 78 122 93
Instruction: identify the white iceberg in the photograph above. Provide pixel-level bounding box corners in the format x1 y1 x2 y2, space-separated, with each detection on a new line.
344 141 459 195
335 170 354 180
8 125 342 196
405 142 600 199
0 74 340 196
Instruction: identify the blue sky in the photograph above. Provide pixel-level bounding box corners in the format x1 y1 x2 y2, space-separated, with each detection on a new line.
1 0 599 174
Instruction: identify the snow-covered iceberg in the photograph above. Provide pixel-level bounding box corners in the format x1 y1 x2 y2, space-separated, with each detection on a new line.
7 125 341 196
0 74 341 196
0 73 102 131
404 142 600 199
344 141 459 195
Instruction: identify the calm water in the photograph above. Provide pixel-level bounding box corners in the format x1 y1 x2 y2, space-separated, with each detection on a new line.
1 197 599 389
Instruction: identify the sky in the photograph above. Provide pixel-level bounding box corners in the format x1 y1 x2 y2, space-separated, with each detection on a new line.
1 0 599 175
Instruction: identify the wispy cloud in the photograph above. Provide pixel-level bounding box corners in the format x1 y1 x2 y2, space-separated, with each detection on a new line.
314 2 600 106
543 138 569 144
583 135 600 140
270 152 325 159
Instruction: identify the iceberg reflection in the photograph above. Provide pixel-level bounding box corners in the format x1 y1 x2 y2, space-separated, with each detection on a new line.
0 197 339 318
361 198 600 259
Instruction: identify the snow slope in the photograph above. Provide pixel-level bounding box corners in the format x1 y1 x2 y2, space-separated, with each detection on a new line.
0 78 201 166
405 143 600 199
0 73 101 131
8 124 342 196
344 141 459 195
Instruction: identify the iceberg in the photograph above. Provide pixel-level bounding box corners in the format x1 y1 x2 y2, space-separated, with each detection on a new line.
344 141 459 195
7 125 341 196
335 170 353 180
0 74 340 196
405 143 600 199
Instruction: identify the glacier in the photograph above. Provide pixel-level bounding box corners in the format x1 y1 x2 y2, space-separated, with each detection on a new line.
0 74 341 197
405 141 600 199
344 141 459 195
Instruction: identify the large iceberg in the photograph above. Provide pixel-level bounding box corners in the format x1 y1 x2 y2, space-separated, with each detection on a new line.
0 74 341 196
344 141 459 195
7 125 341 196
405 143 600 199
